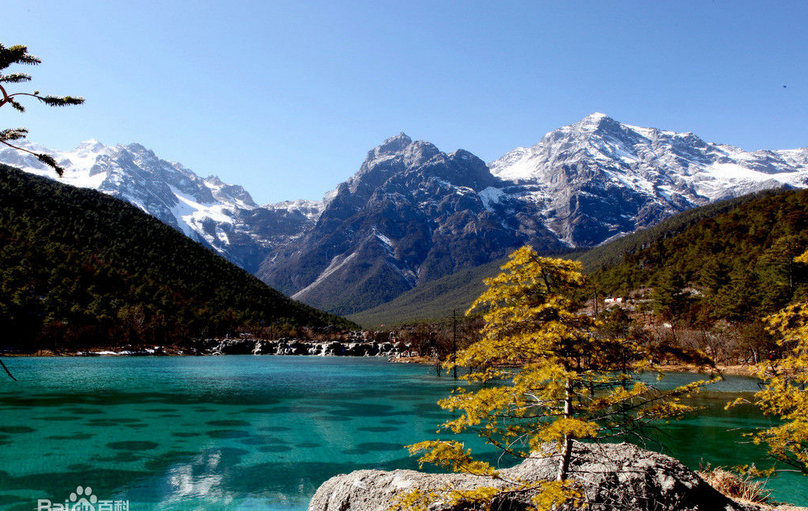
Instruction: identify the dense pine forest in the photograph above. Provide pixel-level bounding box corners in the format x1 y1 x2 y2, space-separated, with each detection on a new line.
586 188 808 363
0 165 355 352
354 188 808 368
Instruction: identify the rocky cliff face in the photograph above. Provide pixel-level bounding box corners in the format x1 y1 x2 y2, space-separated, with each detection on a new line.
255 134 565 314
4 115 807 314
308 442 773 511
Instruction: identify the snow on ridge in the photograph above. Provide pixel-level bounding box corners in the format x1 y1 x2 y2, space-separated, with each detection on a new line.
265 199 325 221
478 186 505 211
490 114 808 190
292 251 359 299
167 185 239 250
0 140 112 189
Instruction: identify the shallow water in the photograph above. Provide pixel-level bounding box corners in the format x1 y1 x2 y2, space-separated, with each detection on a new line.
0 357 804 510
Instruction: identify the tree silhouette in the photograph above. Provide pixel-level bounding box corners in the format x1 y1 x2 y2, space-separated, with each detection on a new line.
0 43 84 176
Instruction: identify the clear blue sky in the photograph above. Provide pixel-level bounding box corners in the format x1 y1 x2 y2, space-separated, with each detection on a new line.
3 1 806 204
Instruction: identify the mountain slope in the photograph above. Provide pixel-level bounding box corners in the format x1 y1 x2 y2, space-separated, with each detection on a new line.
258 118 808 314
347 257 505 327
0 164 353 350
256 134 566 315
350 190 788 328
488 113 808 247
3 114 807 316
0 140 321 273
590 188 808 320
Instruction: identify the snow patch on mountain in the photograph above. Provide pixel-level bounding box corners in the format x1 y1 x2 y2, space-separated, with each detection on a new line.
478 186 506 212
292 251 359 300
374 229 394 252
265 199 325 222
0 139 316 272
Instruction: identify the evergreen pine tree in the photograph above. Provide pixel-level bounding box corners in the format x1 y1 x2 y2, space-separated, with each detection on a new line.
0 43 84 176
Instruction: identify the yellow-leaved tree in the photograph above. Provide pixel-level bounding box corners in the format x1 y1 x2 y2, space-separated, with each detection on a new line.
398 246 717 511
741 249 808 474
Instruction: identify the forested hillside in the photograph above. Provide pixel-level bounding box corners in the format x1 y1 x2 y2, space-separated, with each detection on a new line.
353 190 785 327
0 165 354 351
575 190 785 272
591 188 808 338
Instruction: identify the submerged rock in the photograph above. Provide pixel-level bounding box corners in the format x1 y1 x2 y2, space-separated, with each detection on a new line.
308 442 778 511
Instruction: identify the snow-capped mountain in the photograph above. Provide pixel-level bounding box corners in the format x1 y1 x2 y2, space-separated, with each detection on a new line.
255 133 566 314
3 114 807 314
0 140 320 272
258 116 808 313
487 113 808 246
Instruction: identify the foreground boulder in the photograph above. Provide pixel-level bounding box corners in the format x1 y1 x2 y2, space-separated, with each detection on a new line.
308 442 786 511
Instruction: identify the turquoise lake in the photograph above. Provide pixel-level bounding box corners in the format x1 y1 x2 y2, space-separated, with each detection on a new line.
0 357 805 510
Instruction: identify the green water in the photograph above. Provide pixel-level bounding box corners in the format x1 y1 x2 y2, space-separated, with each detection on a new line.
0 357 804 510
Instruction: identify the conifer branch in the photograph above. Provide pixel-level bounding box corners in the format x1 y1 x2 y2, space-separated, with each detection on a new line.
0 73 32 83
0 42 84 176
0 359 16 381
0 138 64 176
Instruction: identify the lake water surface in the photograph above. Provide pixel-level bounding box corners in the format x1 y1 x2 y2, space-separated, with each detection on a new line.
0 357 805 510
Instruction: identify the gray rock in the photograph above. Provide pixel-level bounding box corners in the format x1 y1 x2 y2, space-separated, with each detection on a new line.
308 442 768 511
9 119 808 317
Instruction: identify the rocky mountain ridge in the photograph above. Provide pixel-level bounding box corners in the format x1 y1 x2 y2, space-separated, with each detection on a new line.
3 114 807 314
0 140 320 273
488 113 808 246
256 133 566 313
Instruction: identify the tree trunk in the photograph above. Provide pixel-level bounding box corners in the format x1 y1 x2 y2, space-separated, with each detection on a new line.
557 378 573 481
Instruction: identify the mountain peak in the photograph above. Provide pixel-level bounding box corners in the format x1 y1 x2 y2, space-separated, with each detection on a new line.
75 139 106 152
375 132 413 155
576 112 619 131
585 112 610 121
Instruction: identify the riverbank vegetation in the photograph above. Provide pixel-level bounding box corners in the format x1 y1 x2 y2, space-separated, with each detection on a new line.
736 296 808 476
401 248 720 511
372 188 808 373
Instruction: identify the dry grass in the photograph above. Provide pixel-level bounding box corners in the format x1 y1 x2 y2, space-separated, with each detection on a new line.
698 466 773 506
656 363 756 376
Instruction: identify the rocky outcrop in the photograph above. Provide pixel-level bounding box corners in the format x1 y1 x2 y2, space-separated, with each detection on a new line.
308 442 779 511
197 338 412 358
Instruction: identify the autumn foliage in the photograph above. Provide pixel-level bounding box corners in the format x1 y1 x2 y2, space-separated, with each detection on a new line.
743 282 808 474
400 246 717 510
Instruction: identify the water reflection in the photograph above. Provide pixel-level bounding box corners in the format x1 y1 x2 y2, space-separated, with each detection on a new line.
0 357 804 510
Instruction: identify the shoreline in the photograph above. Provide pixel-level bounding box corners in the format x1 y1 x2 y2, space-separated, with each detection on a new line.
1 338 419 359
2 349 761 377
655 363 757 377
388 356 760 377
